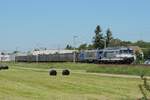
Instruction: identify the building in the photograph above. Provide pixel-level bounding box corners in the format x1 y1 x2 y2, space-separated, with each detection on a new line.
0 53 15 61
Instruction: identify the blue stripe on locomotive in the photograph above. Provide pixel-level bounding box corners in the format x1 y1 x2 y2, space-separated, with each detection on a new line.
79 50 102 61
79 51 85 61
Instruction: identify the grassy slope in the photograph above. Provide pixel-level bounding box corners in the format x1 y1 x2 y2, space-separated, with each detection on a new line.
0 63 147 100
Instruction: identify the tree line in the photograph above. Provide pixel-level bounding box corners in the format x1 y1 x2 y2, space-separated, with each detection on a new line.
65 25 150 59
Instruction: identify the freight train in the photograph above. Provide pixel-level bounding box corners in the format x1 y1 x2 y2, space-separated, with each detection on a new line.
15 47 136 64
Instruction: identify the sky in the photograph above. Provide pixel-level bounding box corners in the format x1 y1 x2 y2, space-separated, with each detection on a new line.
0 0 150 51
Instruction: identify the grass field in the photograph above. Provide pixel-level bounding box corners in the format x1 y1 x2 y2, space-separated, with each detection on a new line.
6 62 150 76
0 62 150 100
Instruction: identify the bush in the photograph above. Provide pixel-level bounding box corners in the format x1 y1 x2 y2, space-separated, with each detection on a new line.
139 75 150 99
62 69 70 76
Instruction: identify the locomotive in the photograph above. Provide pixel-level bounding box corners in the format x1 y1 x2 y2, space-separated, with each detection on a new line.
79 47 136 64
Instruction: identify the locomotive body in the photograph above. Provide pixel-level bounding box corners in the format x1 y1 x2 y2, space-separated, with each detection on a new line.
79 47 136 64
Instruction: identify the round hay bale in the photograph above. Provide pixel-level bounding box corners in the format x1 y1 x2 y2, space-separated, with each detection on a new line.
0 64 3 70
62 69 70 76
49 69 57 76
0 64 8 70
3 65 9 70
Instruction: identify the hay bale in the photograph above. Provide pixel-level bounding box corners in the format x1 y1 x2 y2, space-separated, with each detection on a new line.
3 65 9 70
62 69 70 76
0 64 9 70
49 69 57 76
0 64 3 70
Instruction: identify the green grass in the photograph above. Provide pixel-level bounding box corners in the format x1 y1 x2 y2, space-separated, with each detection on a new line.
86 65 150 76
0 62 150 100
5 62 150 76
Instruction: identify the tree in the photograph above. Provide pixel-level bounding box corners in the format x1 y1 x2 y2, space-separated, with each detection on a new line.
87 44 94 50
143 48 150 59
120 41 132 46
135 51 144 64
78 43 87 50
106 28 113 47
93 25 104 49
133 40 150 48
139 75 150 99
1 52 5 55
12 51 19 54
65 44 73 50
33 48 39 51
109 38 122 47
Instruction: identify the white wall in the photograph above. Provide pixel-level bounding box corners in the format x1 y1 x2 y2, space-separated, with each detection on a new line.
0 55 15 61
32 50 77 55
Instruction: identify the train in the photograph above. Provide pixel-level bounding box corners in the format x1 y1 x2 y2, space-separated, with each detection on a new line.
79 47 136 64
15 47 136 64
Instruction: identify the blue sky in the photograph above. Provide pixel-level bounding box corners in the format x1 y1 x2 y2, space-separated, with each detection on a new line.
0 0 150 51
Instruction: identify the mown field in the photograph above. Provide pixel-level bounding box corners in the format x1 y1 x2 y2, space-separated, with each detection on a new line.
0 62 150 100
6 62 150 76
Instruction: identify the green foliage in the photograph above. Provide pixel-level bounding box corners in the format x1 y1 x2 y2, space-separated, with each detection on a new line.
87 44 94 50
13 51 19 54
1 52 5 55
78 43 87 50
78 44 94 50
142 48 150 59
106 28 113 47
139 75 150 100
33 48 40 51
93 25 104 49
133 40 150 48
109 38 121 47
5 62 150 76
135 51 144 64
65 44 73 50
120 41 132 46
86 65 150 76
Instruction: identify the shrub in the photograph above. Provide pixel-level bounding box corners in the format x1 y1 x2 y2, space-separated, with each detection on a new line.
139 74 150 100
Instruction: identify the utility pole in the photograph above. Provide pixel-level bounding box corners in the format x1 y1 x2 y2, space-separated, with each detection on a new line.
36 43 40 63
104 39 106 49
73 35 78 63
36 54 38 63
102 39 106 49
